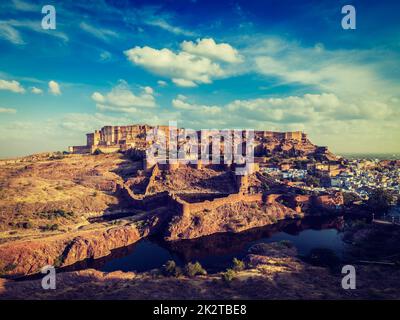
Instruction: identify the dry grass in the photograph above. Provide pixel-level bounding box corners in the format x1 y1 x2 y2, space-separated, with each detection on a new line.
0 153 137 233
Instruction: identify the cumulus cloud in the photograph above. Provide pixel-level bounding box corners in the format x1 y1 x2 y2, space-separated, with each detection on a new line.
168 92 400 152
59 113 130 133
124 38 242 87
172 78 197 87
91 80 156 113
0 79 25 93
31 87 43 94
181 38 242 63
48 80 61 95
172 92 397 126
124 45 225 87
0 107 17 114
250 37 397 100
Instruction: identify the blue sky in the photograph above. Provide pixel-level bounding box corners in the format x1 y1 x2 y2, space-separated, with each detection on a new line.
0 0 399 157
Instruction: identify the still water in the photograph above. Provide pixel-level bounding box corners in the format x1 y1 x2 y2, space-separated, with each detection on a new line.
64 216 348 274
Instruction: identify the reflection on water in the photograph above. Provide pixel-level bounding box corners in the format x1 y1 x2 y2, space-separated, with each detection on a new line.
61 215 347 274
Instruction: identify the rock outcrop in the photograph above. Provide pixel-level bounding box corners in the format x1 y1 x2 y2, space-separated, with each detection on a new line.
0 219 158 277
166 199 300 241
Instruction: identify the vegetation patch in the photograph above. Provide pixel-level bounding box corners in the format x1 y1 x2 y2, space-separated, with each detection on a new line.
221 268 236 283
184 261 207 277
162 260 182 277
40 223 59 232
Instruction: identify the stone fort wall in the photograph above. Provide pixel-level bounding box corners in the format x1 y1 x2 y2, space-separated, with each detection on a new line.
70 125 307 155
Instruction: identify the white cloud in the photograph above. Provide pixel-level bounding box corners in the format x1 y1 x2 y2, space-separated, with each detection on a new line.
157 80 167 87
181 38 242 63
249 37 397 100
0 107 17 114
12 0 38 12
172 78 197 87
91 92 105 103
145 19 195 36
99 51 112 61
31 87 43 94
59 113 130 133
143 86 154 95
3 19 68 43
168 93 400 152
171 95 224 119
172 93 397 126
124 45 225 87
48 80 61 95
91 80 156 113
0 23 24 45
80 22 118 41
0 79 25 93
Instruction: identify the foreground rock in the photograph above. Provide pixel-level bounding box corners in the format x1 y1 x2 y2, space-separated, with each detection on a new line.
1 242 399 300
0 215 162 277
166 200 300 240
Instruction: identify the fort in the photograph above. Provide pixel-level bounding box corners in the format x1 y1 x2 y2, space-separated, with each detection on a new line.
69 124 307 155
66 124 342 240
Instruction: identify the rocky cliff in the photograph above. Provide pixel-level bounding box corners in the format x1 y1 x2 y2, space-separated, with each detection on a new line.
0 216 162 277
166 199 300 241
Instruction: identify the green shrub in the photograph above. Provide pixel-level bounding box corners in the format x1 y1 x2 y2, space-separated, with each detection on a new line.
53 255 64 268
222 268 236 283
0 263 17 276
16 221 33 229
184 261 207 277
41 223 59 231
269 216 278 224
232 258 245 272
39 210 75 220
163 260 182 277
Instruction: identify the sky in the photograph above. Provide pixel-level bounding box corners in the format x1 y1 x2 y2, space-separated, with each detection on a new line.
0 0 399 158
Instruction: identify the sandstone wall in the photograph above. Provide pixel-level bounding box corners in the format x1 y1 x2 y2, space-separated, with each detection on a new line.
69 146 91 154
169 192 263 217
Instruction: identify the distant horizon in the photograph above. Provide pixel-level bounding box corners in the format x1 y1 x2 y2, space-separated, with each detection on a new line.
0 122 399 159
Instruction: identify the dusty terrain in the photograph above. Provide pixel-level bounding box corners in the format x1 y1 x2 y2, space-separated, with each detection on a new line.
0 152 299 278
0 152 139 234
1 152 397 300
